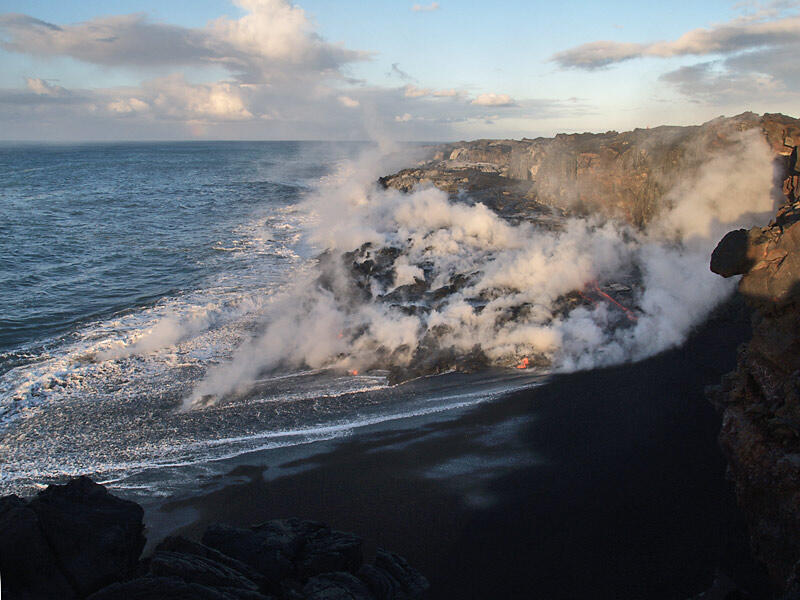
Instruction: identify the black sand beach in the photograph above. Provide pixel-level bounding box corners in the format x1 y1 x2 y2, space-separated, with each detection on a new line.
144 300 771 599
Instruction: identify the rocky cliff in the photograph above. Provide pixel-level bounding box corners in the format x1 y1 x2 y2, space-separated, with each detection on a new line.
381 112 800 227
709 144 800 596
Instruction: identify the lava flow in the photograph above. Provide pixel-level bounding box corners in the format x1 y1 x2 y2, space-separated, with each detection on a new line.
581 280 638 322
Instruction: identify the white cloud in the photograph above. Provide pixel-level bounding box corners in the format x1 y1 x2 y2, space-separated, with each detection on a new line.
471 93 516 107
337 95 360 108
549 4 800 103
0 2 584 140
411 2 440 12
551 11 800 70
404 84 460 98
25 77 66 96
146 75 253 121
0 0 369 83
107 97 148 114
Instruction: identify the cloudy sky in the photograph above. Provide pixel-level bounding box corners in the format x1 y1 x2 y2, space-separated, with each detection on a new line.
1 0 798 141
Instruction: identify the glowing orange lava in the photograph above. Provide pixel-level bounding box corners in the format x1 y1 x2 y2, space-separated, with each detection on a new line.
516 357 530 369
582 280 638 322
349 369 359 376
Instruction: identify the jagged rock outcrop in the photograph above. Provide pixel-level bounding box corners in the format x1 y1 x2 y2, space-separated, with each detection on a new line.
0 476 145 599
0 478 428 600
382 112 800 227
709 145 800 596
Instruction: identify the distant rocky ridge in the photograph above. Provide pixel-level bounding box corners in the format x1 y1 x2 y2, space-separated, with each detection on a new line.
709 144 800 597
381 112 800 226
0 477 428 600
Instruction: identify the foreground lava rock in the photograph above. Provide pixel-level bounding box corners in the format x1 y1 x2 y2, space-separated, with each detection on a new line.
709 142 800 596
0 477 428 600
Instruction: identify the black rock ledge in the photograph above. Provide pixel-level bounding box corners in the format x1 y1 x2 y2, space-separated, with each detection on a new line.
0 476 429 600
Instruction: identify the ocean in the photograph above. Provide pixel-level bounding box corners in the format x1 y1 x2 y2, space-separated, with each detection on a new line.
0 141 540 498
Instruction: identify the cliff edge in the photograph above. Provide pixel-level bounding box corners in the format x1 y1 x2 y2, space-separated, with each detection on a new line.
382 112 800 227
709 142 800 596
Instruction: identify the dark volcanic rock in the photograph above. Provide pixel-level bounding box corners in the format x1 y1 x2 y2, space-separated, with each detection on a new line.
711 229 751 277
1 478 426 600
87 575 274 600
302 572 374 600
0 495 77 600
297 527 363 580
149 550 264 592
203 519 364 587
357 549 430 600
0 476 146 599
709 147 800 594
203 522 300 585
27 476 146 597
156 535 270 590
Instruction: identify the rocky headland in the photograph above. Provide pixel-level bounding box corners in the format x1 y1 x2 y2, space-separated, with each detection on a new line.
0 477 428 600
381 111 800 227
324 111 800 383
709 142 800 597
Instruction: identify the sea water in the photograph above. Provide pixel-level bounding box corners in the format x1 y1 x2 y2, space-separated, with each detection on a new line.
0 142 540 498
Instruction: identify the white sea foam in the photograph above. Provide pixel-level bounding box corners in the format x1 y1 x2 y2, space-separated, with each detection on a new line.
0 207 310 429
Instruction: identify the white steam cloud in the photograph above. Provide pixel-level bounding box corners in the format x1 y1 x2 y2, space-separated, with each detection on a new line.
187 129 776 408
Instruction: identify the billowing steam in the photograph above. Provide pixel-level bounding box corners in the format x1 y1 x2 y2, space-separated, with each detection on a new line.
186 129 775 408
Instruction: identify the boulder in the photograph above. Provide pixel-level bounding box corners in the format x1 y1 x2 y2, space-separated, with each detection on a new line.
203 519 364 586
1 478 424 600
149 550 263 592
358 549 429 600
203 521 309 585
0 495 77 600
710 229 751 277
296 527 363 579
302 572 374 600
27 476 146 597
156 535 269 590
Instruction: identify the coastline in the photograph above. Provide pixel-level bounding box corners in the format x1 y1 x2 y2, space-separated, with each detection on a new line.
142 297 770 598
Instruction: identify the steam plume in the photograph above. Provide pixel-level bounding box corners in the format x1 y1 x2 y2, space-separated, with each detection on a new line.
187 129 775 408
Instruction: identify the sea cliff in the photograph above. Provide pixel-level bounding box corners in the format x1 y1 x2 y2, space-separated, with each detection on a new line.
381 111 800 226
709 143 800 596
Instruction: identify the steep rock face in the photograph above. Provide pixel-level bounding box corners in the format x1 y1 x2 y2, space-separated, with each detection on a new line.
709 146 800 595
382 112 800 227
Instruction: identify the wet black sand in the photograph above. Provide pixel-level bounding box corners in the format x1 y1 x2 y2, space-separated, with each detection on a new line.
146 304 772 599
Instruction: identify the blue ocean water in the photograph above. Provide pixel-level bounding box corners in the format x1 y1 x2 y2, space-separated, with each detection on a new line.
0 141 541 497
0 141 344 356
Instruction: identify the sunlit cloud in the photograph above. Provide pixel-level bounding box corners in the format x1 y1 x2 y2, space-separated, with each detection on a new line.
551 12 800 70
411 3 440 12
471 93 516 107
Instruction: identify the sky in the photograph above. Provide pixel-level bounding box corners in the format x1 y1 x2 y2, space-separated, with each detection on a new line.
0 0 798 141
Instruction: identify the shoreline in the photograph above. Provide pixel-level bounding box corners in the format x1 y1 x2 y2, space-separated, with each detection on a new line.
141 297 771 598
